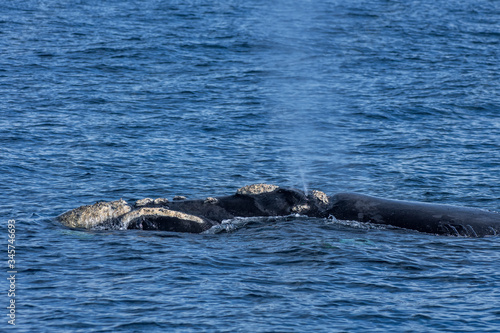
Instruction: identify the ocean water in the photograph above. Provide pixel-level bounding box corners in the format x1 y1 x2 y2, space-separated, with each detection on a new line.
1 0 500 331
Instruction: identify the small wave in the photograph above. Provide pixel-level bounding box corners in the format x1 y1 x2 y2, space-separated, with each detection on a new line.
325 215 396 231
205 214 306 234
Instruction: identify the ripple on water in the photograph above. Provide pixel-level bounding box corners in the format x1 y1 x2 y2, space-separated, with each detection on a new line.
3 0 500 331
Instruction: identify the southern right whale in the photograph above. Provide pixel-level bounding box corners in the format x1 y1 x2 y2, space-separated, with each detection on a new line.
56 184 500 237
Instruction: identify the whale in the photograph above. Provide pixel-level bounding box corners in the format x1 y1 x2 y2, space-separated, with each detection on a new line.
56 184 500 237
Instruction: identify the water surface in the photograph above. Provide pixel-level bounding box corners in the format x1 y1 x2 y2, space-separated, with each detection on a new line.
1 0 499 331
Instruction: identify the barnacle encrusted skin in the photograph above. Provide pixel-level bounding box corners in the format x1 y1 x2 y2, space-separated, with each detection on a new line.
204 197 219 204
57 199 132 229
311 190 329 205
236 184 279 195
120 207 205 228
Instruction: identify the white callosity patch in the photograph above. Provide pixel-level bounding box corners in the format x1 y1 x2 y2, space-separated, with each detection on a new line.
135 198 169 208
204 197 218 204
57 199 132 229
311 190 329 205
236 183 280 195
153 198 169 206
292 204 311 213
135 198 154 207
120 207 205 229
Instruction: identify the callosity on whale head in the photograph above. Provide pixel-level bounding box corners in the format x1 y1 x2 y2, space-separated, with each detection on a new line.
57 199 132 229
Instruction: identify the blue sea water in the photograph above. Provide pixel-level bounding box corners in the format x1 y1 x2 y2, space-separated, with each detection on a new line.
1 0 500 331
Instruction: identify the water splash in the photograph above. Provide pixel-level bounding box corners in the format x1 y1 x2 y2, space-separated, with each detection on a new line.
204 215 304 234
